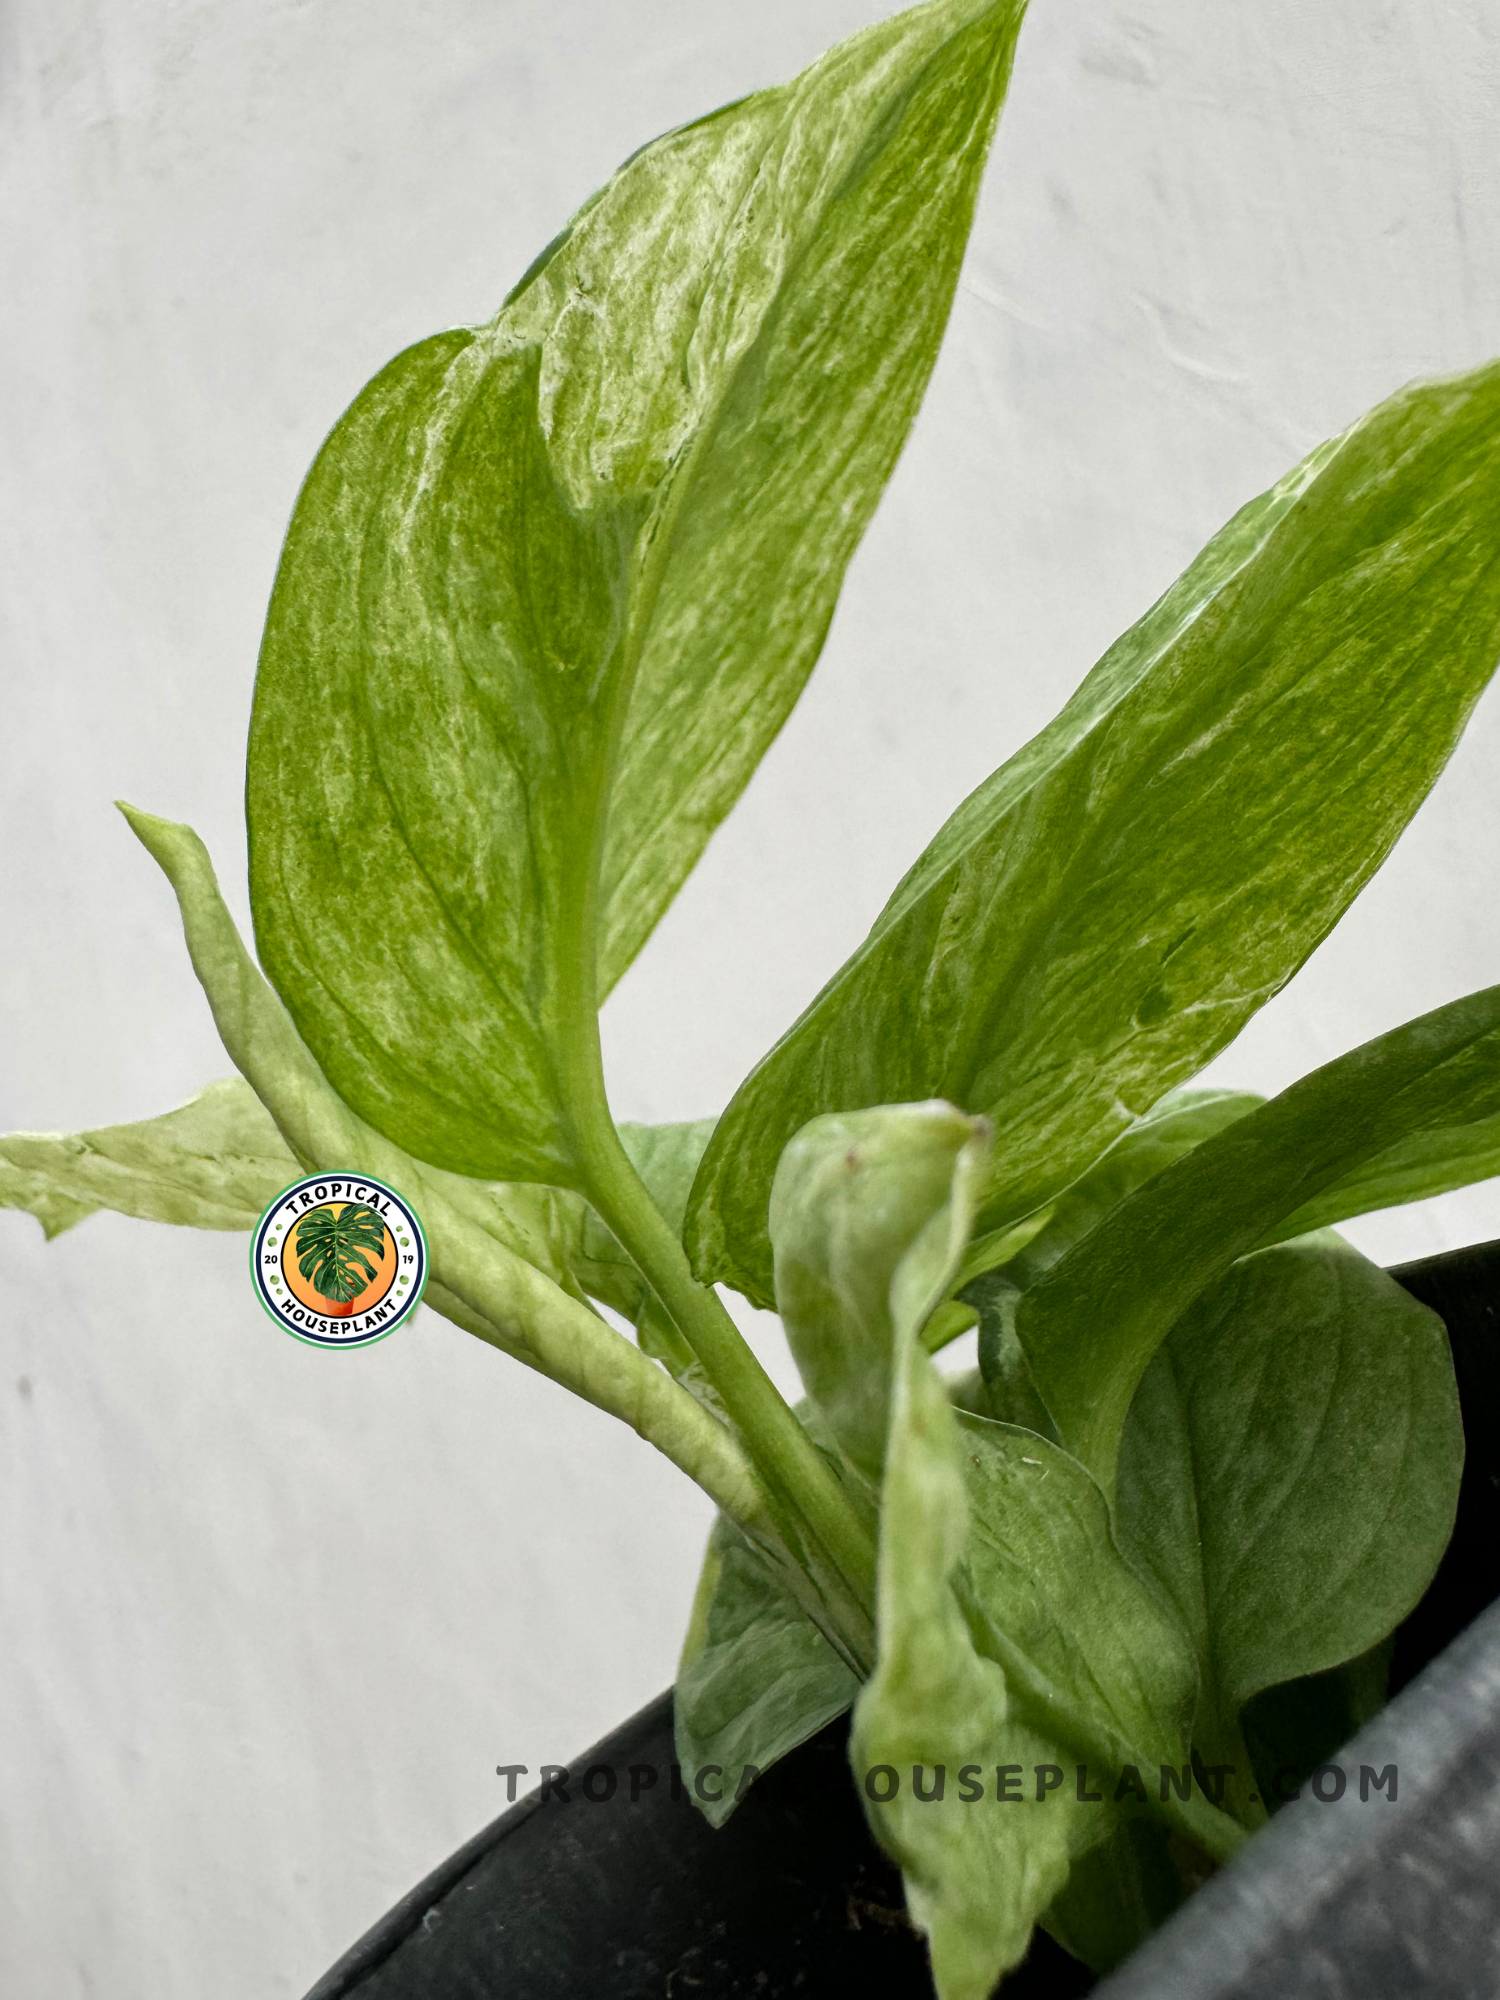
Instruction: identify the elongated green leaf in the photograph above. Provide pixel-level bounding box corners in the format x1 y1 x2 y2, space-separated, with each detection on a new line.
888 1057 1500 1366
773 1101 983 1481
956 1417 1239 1884
1261 1109 1500 1244
688 359 1500 1307
671 1416 1215 1968
846 1107 1103 1997
1019 982 1500 1495
247 0 1028 1185
674 1512 859 1830
1115 1237 1461 1774
857 1600 1089 2000
0 1079 297 1238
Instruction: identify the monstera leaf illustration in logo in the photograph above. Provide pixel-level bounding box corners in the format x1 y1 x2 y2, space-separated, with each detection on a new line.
294 1203 387 1312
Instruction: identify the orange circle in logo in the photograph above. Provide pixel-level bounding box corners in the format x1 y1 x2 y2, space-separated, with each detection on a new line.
281 1202 400 1317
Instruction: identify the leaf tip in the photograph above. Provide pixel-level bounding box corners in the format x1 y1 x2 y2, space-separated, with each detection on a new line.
115 798 169 843
115 801 214 890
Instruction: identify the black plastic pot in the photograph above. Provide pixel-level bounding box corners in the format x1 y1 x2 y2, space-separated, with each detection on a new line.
305 1239 1500 2000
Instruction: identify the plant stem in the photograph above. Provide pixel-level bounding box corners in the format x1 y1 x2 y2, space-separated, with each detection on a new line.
1193 1699 1269 1835
543 747 877 1663
1159 1776 1249 1865
577 1106 877 1657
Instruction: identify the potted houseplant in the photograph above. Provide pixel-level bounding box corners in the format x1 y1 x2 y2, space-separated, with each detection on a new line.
5 2 1500 1994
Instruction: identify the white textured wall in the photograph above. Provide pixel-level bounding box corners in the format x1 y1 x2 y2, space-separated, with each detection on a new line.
4 3 1499 1994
